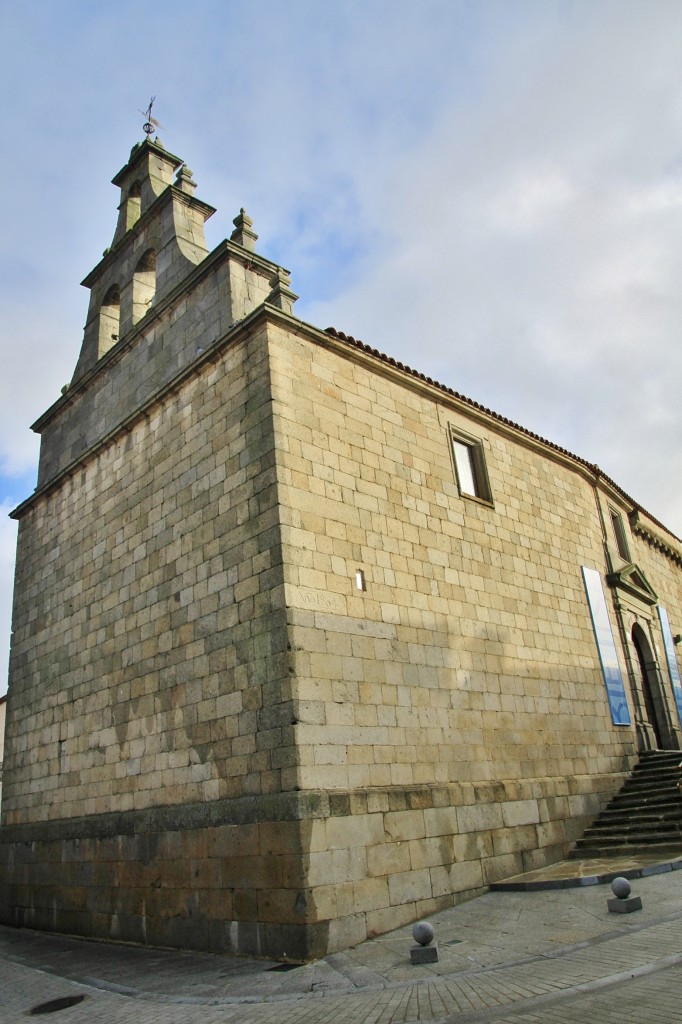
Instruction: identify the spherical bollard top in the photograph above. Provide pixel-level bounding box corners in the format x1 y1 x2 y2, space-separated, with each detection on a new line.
611 876 631 899
412 921 435 946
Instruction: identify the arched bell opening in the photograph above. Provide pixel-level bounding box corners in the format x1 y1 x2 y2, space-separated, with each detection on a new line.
97 285 121 358
132 248 156 324
124 180 142 232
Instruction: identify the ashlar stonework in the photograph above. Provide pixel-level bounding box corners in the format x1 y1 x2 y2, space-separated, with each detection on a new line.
1 138 682 961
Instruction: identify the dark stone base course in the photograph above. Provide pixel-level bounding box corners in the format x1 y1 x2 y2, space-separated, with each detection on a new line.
0 791 332 962
0 899 328 962
0 790 330 844
0 776 620 960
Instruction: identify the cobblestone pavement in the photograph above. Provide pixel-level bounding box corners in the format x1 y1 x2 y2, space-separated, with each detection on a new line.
2 867 682 1022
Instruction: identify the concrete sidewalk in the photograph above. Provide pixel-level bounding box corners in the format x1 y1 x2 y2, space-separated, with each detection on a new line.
2 860 682 1022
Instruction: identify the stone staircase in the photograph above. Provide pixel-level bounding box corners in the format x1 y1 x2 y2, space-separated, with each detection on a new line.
571 750 682 858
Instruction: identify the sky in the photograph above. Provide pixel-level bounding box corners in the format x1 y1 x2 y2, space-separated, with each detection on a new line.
1 0 682 696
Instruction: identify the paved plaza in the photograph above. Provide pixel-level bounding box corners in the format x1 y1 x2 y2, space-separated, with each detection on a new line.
1 858 682 1022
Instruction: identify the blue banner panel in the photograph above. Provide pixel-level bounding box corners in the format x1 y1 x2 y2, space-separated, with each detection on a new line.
658 606 682 729
582 566 631 726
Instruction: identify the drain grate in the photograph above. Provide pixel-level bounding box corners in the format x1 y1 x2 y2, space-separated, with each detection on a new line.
29 995 87 1015
267 962 300 972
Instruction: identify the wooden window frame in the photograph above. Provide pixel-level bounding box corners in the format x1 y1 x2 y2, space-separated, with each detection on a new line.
609 507 631 563
449 426 494 506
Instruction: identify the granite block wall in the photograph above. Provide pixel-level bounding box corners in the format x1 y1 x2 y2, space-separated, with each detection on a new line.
4 323 292 827
2 302 681 959
267 323 642 793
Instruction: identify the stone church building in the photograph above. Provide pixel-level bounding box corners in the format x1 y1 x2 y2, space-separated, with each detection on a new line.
1 138 682 961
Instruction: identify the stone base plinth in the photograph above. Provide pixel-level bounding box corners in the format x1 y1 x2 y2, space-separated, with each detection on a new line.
410 943 439 964
0 773 628 960
607 895 642 913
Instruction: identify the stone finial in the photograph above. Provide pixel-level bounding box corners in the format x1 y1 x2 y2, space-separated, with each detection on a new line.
413 921 435 945
607 876 642 913
230 208 258 252
267 267 299 315
410 920 438 964
175 165 197 196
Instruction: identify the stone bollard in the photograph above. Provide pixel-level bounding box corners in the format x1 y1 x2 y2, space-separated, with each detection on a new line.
410 921 439 964
607 876 642 914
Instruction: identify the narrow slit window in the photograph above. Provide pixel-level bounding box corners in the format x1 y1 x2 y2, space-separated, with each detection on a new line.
610 509 631 562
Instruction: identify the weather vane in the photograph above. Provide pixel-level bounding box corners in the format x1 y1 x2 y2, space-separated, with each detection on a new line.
139 96 165 138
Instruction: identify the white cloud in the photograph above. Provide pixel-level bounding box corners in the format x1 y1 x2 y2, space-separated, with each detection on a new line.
486 169 577 233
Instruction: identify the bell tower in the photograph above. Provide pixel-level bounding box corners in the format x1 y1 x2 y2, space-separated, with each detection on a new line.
31 137 296 490
73 137 215 378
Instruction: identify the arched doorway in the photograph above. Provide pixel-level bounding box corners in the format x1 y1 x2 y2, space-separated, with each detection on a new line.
632 624 668 749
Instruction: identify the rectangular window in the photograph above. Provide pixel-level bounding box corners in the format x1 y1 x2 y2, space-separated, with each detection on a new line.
610 508 631 562
450 428 493 504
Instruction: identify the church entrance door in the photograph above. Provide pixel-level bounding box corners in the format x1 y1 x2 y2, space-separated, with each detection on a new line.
632 624 667 749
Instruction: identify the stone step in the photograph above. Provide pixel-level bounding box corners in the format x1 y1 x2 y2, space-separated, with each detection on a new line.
593 806 679 823
598 816 682 831
630 753 675 761
575 830 682 848
621 771 682 785
632 759 682 773
608 784 681 799
630 757 679 765
571 751 682 859
611 793 682 810
636 749 682 760
612 785 681 801
577 819 679 835
584 814 682 829
605 787 682 802
607 798 681 815
612 801 681 818
613 781 679 793
618 771 682 789
570 842 682 859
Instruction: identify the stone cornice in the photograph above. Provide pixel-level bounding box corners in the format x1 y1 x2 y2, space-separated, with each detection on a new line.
630 510 682 567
